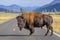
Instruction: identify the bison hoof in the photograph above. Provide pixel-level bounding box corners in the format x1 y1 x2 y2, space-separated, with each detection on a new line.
29 32 34 36
50 34 53 36
44 34 47 36
29 33 33 36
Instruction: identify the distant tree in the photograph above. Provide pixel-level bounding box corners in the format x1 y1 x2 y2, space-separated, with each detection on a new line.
20 8 25 14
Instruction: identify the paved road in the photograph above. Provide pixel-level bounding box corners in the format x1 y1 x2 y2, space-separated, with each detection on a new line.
0 18 60 40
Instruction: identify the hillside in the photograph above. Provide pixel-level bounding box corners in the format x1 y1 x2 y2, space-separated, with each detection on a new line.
34 0 60 12
34 3 60 12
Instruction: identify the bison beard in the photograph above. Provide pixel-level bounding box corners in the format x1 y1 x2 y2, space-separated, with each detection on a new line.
16 12 53 36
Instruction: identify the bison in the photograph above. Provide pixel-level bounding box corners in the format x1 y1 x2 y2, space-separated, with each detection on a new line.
16 12 53 36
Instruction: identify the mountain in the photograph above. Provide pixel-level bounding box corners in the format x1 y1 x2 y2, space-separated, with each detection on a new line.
0 4 21 13
34 0 60 12
0 4 37 13
22 7 38 12
0 8 8 12
50 0 60 5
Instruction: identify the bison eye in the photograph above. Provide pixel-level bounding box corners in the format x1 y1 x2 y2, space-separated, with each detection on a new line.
20 16 24 19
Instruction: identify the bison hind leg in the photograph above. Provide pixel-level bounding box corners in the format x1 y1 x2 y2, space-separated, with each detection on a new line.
45 27 49 36
49 26 53 36
45 25 53 36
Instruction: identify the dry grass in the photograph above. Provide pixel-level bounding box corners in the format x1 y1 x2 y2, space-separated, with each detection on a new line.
51 15 60 34
0 12 18 24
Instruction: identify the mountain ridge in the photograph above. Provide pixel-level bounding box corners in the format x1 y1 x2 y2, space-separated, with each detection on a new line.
34 0 60 12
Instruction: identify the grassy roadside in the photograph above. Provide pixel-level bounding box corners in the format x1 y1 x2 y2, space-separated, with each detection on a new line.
0 12 18 24
51 15 60 34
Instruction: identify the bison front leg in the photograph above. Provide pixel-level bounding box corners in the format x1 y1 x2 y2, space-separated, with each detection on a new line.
29 28 34 35
29 25 35 36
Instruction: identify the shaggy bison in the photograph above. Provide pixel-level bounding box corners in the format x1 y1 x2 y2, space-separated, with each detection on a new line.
16 12 53 36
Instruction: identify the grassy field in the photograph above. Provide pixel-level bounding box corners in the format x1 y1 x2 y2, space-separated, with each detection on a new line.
0 12 60 34
0 12 18 24
51 15 60 34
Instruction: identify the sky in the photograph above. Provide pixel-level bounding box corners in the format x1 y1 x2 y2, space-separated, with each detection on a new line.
0 0 54 7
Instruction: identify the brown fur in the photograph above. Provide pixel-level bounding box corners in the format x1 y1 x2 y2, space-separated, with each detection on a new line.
21 12 44 27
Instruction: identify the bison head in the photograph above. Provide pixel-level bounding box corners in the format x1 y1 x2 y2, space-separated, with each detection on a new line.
16 16 25 31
